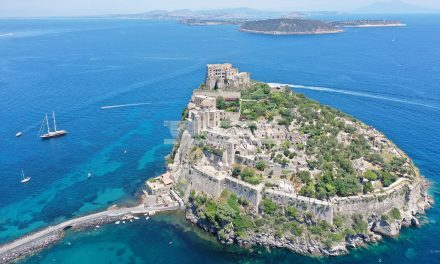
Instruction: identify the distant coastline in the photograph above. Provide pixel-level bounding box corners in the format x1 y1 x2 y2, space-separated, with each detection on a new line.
239 28 343 35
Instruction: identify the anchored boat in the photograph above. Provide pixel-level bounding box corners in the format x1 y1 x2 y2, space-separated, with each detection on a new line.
39 111 67 139
20 169 31 183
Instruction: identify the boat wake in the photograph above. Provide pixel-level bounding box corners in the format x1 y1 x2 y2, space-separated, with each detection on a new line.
100 102 151 109
268 83 440 110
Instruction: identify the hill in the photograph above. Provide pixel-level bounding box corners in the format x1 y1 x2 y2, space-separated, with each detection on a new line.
239 19 342 35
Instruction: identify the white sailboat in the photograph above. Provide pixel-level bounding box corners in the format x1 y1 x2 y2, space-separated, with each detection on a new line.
39 111 67 139
20 169 31 183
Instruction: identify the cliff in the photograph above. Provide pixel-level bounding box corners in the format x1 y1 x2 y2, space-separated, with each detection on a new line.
167 67 432 256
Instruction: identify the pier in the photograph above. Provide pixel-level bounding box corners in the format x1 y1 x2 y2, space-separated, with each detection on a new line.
0 204 180 263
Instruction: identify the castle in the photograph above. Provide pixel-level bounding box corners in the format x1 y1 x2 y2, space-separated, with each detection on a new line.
204 63 250 90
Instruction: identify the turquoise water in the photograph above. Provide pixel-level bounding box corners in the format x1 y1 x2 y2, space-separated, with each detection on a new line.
0 15 439 263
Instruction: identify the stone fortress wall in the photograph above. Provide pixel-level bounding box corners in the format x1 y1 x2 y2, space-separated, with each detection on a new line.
172 63 426 225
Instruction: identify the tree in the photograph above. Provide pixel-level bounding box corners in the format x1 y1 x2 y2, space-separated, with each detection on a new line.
232 165 241 178
363 170 378 181
363 182 373 194
335 176 361 196
256 161 266 171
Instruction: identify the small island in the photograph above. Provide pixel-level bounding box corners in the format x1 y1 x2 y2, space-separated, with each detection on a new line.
330 20 406 28
152 63 432 256
239 19 343 35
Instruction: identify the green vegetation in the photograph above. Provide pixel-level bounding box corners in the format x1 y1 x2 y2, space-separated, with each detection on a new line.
261 198 277 215
364 170 378 181
240 167 262 185
216 96 240 112
351 214 368 234
220 118 232 129
390 208 401 220
255 160 266 171
240 19 340 34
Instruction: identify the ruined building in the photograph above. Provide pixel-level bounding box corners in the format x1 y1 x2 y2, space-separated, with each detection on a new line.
205 63 250 90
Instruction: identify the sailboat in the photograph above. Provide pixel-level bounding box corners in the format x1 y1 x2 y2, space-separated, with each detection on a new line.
20 169 31 183
39 111 67 139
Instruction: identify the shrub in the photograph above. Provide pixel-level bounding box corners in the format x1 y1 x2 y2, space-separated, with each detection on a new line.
286 206 298 218
351 214 368 234
232 165 241 178
363 170 378 181
333 216 344 228
220 119 232 129
262 199 277 215
363 182 374 194
256 161 266 171
240 167 262 185
390 208 401 220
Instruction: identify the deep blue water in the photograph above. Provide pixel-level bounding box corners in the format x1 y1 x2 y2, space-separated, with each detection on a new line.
0 14 439 263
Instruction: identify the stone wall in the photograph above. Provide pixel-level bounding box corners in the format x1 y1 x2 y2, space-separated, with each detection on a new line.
331 179 422 218
224 176 264 208
188 166 224 198
264 189 334 224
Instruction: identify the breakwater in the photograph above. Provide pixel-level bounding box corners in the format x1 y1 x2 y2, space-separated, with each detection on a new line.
0 204 179 263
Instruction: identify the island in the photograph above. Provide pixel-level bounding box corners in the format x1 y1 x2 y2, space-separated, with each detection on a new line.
239 19 343 35
0 63 432 262
330 20 406 28
149 63 432 256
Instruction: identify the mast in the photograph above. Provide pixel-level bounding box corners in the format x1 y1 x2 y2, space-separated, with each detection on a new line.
52 111 57 132
45 114 51 133
21 169 24 180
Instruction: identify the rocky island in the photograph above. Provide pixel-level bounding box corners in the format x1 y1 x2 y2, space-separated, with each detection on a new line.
239 19 343 35
147 63 432 256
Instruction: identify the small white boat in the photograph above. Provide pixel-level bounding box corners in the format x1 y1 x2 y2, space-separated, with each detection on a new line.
124 150 127 154
115 221 120 225
16 132 23 137
122 221 126 224
20 170 31 183
134 216 139 220
146 216 150 220
87 172 92 178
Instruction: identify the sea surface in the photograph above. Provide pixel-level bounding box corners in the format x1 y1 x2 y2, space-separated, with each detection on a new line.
0 14 439 263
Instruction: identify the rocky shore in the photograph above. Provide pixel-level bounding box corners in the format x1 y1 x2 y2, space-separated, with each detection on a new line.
185 191 433 257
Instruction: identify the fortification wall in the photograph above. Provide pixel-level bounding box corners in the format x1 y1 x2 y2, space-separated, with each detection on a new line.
193 90 241 99
224 176 263 208
189 167 224 198
331 179 417 218
264 189 334 224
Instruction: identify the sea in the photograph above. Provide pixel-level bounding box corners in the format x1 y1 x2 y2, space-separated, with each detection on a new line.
0 14 439 263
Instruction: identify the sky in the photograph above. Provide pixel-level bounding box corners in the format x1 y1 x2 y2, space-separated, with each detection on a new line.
0 0 439 17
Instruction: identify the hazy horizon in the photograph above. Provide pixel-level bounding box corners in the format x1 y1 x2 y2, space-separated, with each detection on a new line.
1 0 440 18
